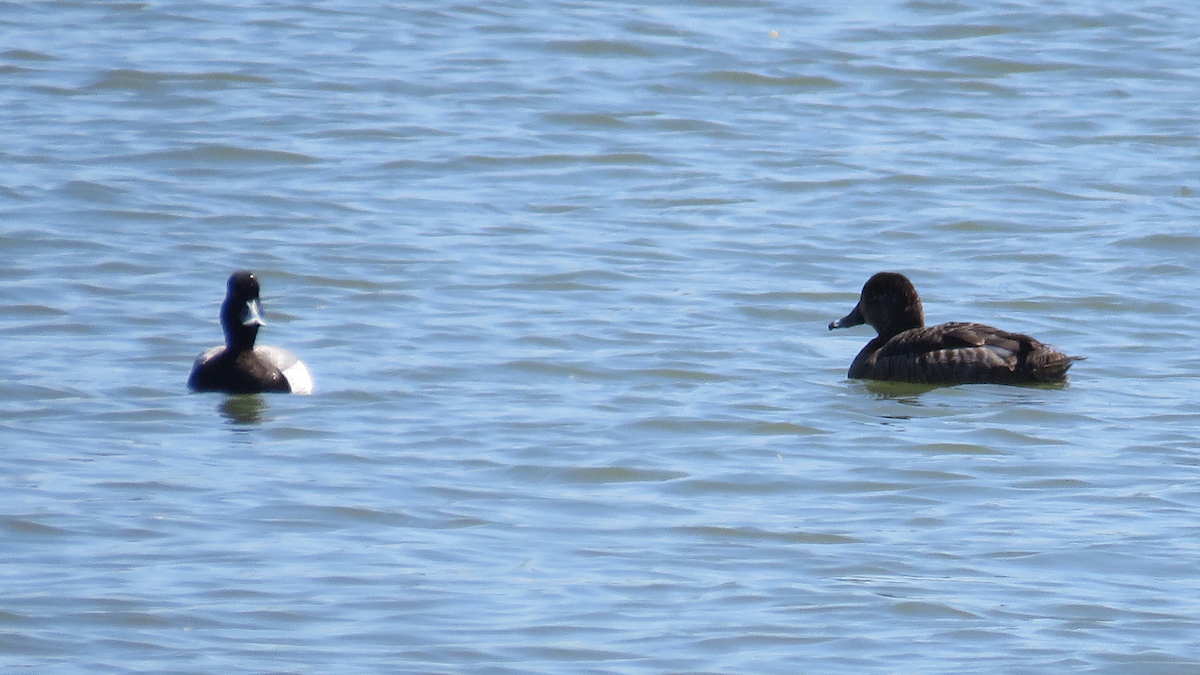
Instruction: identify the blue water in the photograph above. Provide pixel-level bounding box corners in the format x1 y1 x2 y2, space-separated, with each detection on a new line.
3 2 1200 673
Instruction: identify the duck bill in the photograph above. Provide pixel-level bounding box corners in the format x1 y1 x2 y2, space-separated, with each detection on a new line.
828 302 864 330
241 298 266 327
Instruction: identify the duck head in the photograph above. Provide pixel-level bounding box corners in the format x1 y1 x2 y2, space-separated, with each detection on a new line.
829 272 925 337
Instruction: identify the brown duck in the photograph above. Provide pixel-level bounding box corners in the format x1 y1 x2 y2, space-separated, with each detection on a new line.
829 272 1076 385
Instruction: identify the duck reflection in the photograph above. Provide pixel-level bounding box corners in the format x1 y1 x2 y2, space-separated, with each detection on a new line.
219 394 268 425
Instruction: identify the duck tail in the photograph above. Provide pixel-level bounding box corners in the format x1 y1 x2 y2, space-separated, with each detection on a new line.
1027 350 1081 382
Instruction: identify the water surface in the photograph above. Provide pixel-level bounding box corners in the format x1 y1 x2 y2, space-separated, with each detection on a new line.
3 2 1200 673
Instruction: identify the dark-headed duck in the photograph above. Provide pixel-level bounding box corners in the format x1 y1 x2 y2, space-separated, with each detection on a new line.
828 272 1075 385
189 271 313 395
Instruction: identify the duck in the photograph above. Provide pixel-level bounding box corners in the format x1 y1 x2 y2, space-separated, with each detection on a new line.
828 272 1075 385
188 271 313 394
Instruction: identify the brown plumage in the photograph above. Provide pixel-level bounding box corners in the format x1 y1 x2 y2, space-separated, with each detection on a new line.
828 272 1076 385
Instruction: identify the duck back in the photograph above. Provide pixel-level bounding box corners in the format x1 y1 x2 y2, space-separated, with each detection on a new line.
850 322 1073 385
